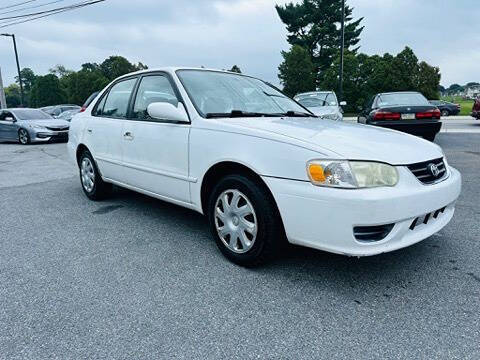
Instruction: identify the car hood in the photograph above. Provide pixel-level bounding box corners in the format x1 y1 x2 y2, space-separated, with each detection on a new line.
305 106 340 116
19 119 70 127
223 117 443 165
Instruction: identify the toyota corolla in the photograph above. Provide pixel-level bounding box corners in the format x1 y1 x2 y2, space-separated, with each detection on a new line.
68 68 461 266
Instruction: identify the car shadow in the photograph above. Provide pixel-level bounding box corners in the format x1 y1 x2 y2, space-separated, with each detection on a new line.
107 185 439 291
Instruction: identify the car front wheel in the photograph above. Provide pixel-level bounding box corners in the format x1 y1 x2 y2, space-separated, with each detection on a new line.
208 174 283 267
78 150 112 200
18 129 30 145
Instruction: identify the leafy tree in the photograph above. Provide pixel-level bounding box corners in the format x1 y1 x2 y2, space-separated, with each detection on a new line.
16 68 36 92
49 65 74 78
5 84 21 108
230 65 242 73
276 0 363 81
99 56 147 81
466 82 480 87
29 74 65 107
278 45 316 97
60 70 109 105
320 47 441 112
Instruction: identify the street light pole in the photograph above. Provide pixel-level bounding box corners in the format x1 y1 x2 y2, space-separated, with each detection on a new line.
1 33 24 107
338 0 345 102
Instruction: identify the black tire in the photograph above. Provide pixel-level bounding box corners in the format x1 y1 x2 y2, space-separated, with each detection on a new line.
18 129 30 145
78 149 112 200
441 109 450 117
207 174 283 267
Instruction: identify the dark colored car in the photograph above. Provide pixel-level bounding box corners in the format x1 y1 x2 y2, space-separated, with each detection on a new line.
472 98 480 120
429 100 461 117
358 92 441 141
80 91 100 112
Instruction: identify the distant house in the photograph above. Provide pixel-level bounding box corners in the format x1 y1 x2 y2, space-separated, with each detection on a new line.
465 85 480 99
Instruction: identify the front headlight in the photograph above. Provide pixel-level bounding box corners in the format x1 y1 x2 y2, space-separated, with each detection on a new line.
29 124 46 130
307 160 398 188
321 113 341 121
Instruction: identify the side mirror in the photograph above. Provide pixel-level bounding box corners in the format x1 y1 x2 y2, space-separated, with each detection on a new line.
5 116 15 122
340 101 347 106
147 102 189 123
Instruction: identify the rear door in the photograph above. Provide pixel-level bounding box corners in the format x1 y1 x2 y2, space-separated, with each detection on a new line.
121 73 191 203
85 76 138 181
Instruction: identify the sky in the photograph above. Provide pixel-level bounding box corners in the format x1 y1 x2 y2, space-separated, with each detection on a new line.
0 0 478 88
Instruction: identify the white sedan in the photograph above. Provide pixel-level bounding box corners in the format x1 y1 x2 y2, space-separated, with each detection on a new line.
68 67 461 266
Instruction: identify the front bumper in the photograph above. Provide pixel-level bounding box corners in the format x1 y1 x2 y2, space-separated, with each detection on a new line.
263 166 461 256
31 129 69 143
368 120 441 137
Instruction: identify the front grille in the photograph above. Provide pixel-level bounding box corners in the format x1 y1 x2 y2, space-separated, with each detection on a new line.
46 126 69 131
353 224 395 242
407 158 447 184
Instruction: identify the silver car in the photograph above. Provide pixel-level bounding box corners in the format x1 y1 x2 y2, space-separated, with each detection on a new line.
0 108 70 145
294 91 346 121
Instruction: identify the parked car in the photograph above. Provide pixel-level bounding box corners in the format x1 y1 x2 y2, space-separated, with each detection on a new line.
472 98 480 120
57 109 81 122
0 108 69 144
68 68 461 266
294 91 346 120
429 100 461 117
40 104 81 117
80 91 100 113
358 91 442 141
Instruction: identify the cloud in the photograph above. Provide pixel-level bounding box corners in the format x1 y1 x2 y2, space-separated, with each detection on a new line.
0 0 477 89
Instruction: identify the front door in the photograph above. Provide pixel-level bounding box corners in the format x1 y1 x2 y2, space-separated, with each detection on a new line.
121 74 191 203
85 77 138 181
0 111 18 140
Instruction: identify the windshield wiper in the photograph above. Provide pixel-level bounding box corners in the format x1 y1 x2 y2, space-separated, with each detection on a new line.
205 110 283 119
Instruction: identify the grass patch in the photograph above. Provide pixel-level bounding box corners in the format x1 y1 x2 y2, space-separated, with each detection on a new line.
441 96 474 116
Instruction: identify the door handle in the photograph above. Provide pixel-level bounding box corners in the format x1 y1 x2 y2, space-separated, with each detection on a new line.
87 129 92 133
123 131 134 140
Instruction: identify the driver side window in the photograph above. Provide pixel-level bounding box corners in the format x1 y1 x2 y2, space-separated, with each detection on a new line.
132 75 179 120
0 111 14 121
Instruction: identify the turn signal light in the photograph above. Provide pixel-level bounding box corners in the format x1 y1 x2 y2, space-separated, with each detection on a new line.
308 164 326 182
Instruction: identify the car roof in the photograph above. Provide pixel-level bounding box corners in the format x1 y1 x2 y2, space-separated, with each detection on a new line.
377 91 422 96
295 91 335 97
113 67 251 81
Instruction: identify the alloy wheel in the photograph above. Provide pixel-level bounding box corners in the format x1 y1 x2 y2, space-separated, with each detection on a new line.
19 129 29 144
214 189 258 254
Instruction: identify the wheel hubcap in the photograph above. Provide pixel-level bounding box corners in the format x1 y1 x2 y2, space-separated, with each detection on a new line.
80 158 95 192
214 189 258 254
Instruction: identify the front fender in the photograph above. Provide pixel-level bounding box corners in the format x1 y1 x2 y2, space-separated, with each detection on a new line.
189 127 326 210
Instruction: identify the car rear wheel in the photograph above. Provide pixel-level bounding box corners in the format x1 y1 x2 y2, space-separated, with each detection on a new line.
79 150 112 200
441 109 450 117
208 174 282 267
18 129 30 145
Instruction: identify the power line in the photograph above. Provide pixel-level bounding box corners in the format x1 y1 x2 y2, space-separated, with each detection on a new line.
0 0 67 16
0 1 37 11
0 0 105 27
0 0 100 20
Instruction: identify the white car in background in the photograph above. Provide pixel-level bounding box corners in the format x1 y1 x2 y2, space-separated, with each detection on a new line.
294 91 345 121
68 68 461 266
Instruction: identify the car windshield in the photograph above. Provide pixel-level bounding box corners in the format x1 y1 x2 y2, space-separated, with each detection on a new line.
378 93 429 107
13 109 53 120
296 93 337 107
177 70 310 117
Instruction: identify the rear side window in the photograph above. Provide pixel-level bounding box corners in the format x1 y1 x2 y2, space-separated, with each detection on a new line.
97 78 137 118
132 75 178 120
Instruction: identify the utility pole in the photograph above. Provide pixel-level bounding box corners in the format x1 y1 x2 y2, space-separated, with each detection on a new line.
1 33 24 107
338 0 346 102
0 67 6 109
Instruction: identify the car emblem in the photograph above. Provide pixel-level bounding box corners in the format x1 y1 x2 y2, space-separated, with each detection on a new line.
428 163 440 177
407 107 411 111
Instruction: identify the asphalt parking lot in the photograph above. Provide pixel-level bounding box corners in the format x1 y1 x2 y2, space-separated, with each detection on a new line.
1 133 479 359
